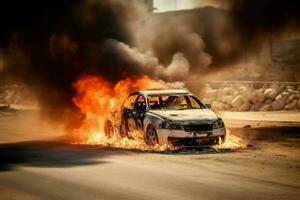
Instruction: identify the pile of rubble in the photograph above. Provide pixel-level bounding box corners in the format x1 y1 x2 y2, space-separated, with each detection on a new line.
201 82 300 111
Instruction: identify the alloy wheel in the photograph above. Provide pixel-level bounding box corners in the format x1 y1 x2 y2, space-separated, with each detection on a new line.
145 128 158 146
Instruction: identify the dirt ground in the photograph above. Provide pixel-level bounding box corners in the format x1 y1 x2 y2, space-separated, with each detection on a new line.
0 110 299 200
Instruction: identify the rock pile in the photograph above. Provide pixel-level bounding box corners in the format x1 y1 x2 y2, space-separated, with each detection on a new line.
201 82 300 111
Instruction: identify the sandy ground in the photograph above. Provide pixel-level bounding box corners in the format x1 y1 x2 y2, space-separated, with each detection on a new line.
0 110 299 200
0 109 65 143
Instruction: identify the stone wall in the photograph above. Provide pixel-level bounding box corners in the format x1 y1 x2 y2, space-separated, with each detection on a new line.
201 82 300 111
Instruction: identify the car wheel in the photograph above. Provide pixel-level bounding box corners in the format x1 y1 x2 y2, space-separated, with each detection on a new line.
145 126 158 146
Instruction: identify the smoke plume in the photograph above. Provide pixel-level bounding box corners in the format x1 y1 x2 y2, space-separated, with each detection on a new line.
0 0 145 124
0 0 299 126
0 0 205 126
200 0 300 66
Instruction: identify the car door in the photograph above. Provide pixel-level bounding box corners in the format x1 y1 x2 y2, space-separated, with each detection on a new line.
132 95 147 131
122 94 138 133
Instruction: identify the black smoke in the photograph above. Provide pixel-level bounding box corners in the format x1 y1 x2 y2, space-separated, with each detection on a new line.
146 0 300 68
0 0 144 125
229 0 300 55
230 0 299 35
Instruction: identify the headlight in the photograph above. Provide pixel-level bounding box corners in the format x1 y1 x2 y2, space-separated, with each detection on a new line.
213 119 224 129
162 121 183 130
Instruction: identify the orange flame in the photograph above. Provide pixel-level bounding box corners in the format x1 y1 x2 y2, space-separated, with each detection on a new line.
71 75 245 151
213 129 246 149
71 75 171 151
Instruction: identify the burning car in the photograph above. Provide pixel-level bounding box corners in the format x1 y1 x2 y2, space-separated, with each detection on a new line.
107 89 227 148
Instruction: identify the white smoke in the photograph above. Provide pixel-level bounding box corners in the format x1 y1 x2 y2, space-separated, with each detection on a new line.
164 53 190 80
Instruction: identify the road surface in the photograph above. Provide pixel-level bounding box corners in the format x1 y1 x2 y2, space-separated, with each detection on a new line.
0 110 299 200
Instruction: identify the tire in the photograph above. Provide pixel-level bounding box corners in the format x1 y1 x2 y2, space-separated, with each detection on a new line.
145 126 158 146
221 135 226 144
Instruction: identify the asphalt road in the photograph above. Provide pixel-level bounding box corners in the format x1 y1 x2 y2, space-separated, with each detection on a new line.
0 110 300 200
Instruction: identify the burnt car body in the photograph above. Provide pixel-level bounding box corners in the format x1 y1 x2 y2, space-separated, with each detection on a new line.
117 89 226 147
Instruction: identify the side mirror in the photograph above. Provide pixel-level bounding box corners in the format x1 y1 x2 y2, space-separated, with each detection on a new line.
205 104 211 109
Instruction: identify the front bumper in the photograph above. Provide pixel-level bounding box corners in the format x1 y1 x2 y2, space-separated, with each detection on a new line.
156 127 226 147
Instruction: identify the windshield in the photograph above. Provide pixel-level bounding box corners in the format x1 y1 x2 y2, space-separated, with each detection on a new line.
148 95 205 110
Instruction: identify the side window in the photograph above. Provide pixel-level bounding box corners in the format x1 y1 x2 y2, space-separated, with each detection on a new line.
188 96 203 109
135 95 146 112
174 96 188 107
123 95 137 110
149 96 160 109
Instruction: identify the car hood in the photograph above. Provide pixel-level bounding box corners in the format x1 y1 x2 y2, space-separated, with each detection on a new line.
149 109 219 124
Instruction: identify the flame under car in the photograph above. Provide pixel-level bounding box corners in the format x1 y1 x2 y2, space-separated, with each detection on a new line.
107 89 227 148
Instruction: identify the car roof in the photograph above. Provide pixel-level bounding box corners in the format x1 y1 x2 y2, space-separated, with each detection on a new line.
139 89 192 96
